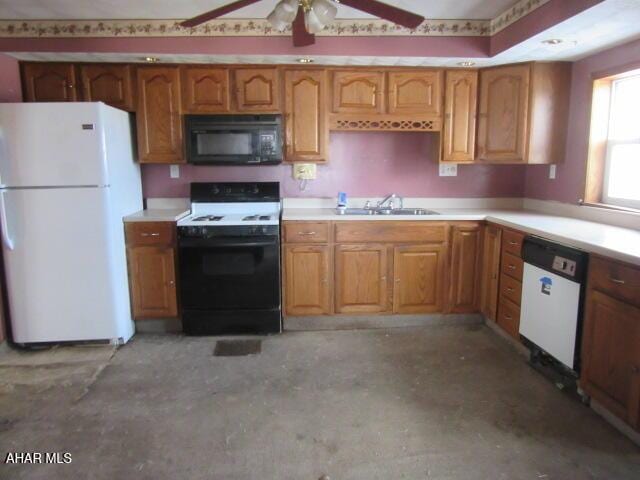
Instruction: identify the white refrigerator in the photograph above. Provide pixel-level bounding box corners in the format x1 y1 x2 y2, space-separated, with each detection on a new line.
0 103 142 344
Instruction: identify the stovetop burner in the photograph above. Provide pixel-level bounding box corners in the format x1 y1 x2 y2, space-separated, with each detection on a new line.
243 215 272 221
193 215 224 222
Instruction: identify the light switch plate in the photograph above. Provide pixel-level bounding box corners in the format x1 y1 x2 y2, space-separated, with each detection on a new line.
170 165 180 179
293 163 317 180
439 164 458 177
549 164 557 179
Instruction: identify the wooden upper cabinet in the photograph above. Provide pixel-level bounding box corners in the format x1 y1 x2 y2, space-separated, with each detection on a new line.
480 225 502 321
477 64 530 163
284 245 331 316
335 244 388 314
284 69 327 162
79 64 134 111
181 67 230 113
581 290 640 429
234 68 280 112
387 70 443 115
22 63 77 102
442 70 477 163
136 66 184 164
332 70 385 114
449 224 482 313
393 244 445 314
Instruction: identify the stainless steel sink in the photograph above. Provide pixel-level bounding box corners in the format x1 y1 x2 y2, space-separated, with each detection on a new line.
336 207 439 216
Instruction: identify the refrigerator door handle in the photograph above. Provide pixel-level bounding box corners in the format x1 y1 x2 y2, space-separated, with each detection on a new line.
0 190 14 250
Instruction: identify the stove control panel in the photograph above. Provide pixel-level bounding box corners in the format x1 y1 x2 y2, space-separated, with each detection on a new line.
178 225 279 238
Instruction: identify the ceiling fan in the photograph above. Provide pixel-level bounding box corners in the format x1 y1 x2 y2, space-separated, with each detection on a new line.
180 0 424 47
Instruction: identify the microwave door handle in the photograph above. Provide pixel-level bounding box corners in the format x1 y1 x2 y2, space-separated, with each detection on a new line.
0 191 14 250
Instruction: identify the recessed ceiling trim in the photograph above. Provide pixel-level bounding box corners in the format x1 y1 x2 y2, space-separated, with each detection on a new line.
0 0 550 39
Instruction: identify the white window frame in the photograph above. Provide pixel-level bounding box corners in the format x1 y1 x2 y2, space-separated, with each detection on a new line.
602 74 640 210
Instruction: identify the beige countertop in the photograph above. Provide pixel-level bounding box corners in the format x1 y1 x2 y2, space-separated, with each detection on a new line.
123 208 190 223
282 207 640 267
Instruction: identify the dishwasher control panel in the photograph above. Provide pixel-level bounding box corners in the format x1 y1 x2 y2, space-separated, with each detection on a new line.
552 256 577 277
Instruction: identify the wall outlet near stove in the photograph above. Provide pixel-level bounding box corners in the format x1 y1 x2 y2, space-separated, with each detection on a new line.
439 163 458 177
293 163 317 180
169 164 180 179
549 164 557 179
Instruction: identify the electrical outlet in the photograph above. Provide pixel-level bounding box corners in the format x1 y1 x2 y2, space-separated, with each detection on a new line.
293 163 317 180
549 164 557 179
169 165 180 179
439 164 458 177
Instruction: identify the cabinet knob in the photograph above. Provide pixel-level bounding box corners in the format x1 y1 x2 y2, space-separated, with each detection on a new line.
168 280 175 286
632 366 640 374
381 276 386 281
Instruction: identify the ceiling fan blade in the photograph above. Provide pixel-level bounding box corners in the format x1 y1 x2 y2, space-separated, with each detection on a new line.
339 0 424 29
180 0 264 28
292 8 315 47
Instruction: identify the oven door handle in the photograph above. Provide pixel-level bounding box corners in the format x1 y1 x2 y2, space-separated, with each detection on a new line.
179 237 278 248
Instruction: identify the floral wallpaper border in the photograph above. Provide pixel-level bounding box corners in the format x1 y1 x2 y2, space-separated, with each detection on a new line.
0 0 550 38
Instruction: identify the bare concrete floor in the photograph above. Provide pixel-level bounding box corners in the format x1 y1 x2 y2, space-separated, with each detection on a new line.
1 324 639 479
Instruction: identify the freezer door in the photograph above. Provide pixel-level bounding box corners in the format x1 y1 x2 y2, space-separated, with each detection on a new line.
519 263 581 370
0 103 109 187
1 187 133 343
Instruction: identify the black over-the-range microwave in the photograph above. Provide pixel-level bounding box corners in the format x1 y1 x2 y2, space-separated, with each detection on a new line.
184 114 283 165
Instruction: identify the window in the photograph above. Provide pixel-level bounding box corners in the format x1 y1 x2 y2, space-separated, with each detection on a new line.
603 74 640 208
585 69 640 210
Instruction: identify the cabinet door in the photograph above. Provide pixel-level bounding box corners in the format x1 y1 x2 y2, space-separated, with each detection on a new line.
22 63 77 102
393 244 445 314
388 70 443 115
477 64 530 163
128 246 178 319
136 67 184 164
181 67 230 113
449 224 482 313
284 245 331 315
581 290 640 429
335 244 388 313
79 64 134 111
442 70 477 163
284 69 327 162
234 68 280 112
480 225 502 321
332 71 385 114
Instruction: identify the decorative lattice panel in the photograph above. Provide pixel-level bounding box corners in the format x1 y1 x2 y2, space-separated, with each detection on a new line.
330 116 441 132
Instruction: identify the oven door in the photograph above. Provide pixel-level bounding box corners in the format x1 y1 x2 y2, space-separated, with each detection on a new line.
178 236 280 311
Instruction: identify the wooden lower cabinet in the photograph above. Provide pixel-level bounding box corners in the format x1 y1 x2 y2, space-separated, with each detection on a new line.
581 289 640 430
448 224 482 313
480 225 502 320
127 246 178 319
335 244 389 314
284 245 331 315
393 244 445 313
496 297 521 338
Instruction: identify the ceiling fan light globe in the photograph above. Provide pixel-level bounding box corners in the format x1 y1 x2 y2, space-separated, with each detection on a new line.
267 9 290 31
312 0 337 24
304 9 326 34
279 0 299 22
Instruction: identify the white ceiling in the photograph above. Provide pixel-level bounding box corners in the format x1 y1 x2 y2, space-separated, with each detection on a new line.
0 0 519 21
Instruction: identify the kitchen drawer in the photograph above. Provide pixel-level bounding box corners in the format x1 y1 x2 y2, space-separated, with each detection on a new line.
501 251 524 281
125 222 175 246
500 273 522 306
283 222 330 244
588 256 640 307
335 222 447 244
497 297 521 338
502 229 525 258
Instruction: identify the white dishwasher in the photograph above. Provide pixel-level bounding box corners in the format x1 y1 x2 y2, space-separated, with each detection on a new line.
519 236 588 374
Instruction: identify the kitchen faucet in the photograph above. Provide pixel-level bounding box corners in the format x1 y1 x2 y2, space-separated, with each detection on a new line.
377 193 403 210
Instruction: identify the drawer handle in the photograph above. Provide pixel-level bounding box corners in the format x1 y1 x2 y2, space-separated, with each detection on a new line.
141 232 161 237
381 276 387 281
298 231 316 236
609 277 626 285
507 287 514 292
508 265 516 270
505 314 513 320
509 241 519 246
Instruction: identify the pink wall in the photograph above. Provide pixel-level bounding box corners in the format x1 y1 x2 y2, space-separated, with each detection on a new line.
525 37 640 203
142 132 526 199
0 53 21 102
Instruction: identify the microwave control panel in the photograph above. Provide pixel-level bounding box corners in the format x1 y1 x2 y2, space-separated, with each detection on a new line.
260 134 277 156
